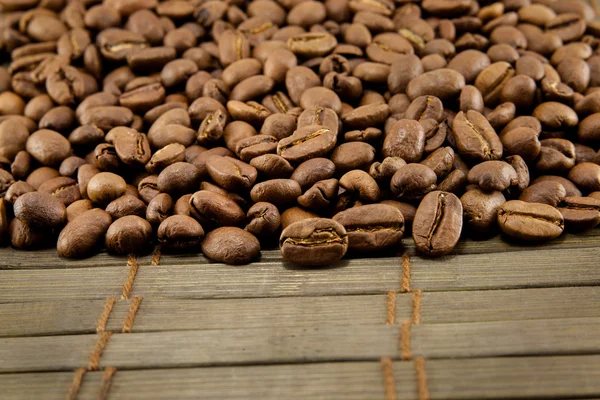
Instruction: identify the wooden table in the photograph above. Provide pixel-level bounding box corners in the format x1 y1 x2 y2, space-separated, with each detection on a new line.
1 229 599 399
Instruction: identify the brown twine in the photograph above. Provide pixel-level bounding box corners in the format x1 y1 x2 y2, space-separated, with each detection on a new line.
380 357 397 400
121 255 139 299
400 320 412 360
400 253 411 293
96 297 117 333
88 332 112 371
66 368 86 400
151 245 161 266
415 357 430 400
122 296 143 333
97 367 117 400
386 291 397 325
412 290 422 325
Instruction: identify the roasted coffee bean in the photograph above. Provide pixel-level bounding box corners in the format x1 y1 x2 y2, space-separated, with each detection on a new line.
249 154 294 179
297 107 339 134
297 179 339 210
568 162 600 193
460 188 505 233
5 180 35 204
277 125 337 164
26 129 71 166
157 162 202 195
452 110 503 161
38 176 81 206
105 194 147 219
10 217 49 250
501 127 541 161
280 218 347 266
87 172 126 205
291 158 336 191
406 68 465 101
533 102 578 131
235 135 278 162
369 157 406 183
412 191 462 256
467 161 518 192
111 128 151 166
66 199 93 222
390 164 437 200
520 181 567 207
206 156 257 191
105 215 152 254
246 202 281 237
536 139 576 173
330 142 376 173
57 208 112 258
382 119 425 163
202 227 260 265
189 190 245 227
474 62 515 106
497 200 564 241
157 215 204 250
333 204 403 252
250 179 302 206
14 191 67 228
146 193 173 225
558 196 600 231
145 143 186 174
338 169 380 206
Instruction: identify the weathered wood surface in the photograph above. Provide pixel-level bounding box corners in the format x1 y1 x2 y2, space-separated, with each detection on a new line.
2 317 600 372
1 287 599 337
2 355 600 400
1 245 599 302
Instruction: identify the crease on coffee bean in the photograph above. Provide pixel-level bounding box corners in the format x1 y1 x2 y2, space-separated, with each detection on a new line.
499 209 564 226
425 193 446 251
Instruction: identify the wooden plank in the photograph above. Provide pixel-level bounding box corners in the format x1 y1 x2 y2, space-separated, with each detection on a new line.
2 318 600 372
2 287 600 337
2 355 600 399
1 230 599 270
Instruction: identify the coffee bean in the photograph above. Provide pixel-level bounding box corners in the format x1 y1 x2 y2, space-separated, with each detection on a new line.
105 215 152 254
280 218 347 266
66 199 93 222
10 217 49 250
201 227 260 265
38 176 81 206
390 163 437 200
105 194 147 219
13 190 67 229
520 181 567 207
87 172 127 205
536 138 576 173
157 214 204 250
406 68 465 101
189 190 245 227
382 119 425 163
206 155 257 191
412 191 462 256
57 208 112 258
5 180 35 204
157 162 202 195
452 110 503 161
497 200 564 241
474 61 515 106
568 162 600 193
250 179 302 206
333 204 404 252
467 160 518 192
461 188 505 232
287 32 337 57
277 125 337 164
246 202 281 237
558 196 600 230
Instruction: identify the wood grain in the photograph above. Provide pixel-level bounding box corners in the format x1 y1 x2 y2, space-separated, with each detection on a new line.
2 287 599 337
2 318 600 372
2 355 600 399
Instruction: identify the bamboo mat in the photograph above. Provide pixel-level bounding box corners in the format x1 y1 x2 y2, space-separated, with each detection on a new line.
1 230 600 399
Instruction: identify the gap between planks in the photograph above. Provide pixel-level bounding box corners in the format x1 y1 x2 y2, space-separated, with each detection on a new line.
1 355 600 400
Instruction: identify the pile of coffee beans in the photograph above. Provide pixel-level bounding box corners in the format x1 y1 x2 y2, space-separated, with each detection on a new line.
1 0 600 266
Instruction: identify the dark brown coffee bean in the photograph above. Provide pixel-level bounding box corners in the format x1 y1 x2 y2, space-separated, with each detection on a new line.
235 135 278 163
287 32 337 57
110 128 151 167
157 162 202 195
536 138 576 173
577 113 600 143
202 227 260 265
26 129 71 166
447 49 491 84
333 203 404 252
387 54 423 95
145 143 185 174
226 100 271 126
487 102 515 131
280 218 347 266
0 119 29 161
38 106 75 133
9 217 49 250
250 179 302 206
330 142 376 173
467 161 518 192
460 188 505 233
93 144 120 172
421 147 454 179
498 200 564 241
336 169 380 210
14 191 67 228
501 127 541 161
189 190 245 227
369 157 406 183
79 106 134 131
5 180 35 204
157 214 204 250
558 196 600 231
249 154 294 179
474 61 515 106
97 28 148 61
206 155 257 191
390 163 437 200
546 13 585 43
105 194 147 219
291 158 336 191
296 178 338 210
277 125 337 164
105 215 152 254
86 172 126 206
568 162 600 193
412 191 462 256
146 193 173 225
505 155 530 192
452 110 503 161
127 47 176 71
38 176 81 206
260 114 297 140
404 96 443 122
66 199 93 222
406 68 465 101
297 107 339 134
382 119 425 163
520 181 567 207
246 202 281 237
57 208 112 258
500 75 537 111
